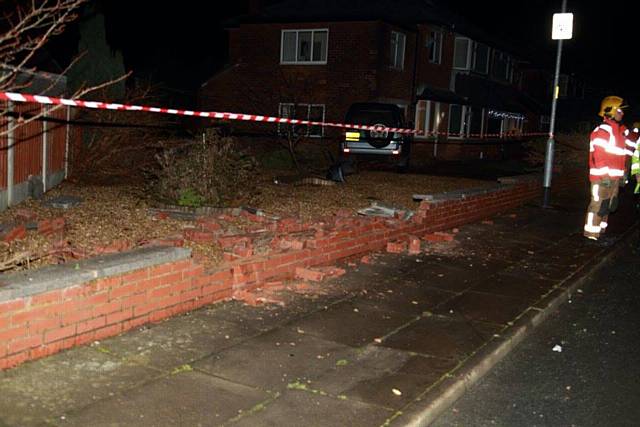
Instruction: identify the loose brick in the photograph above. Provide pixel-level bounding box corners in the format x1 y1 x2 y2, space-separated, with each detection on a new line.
294 267 325 282
386 240 407 254
14 209 37 222
1 223 26 243
197 216 222 232
183 229 216 243
233 243 253 258
408 236 421 254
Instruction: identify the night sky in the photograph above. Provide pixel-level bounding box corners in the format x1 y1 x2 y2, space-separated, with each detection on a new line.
48 1 640 104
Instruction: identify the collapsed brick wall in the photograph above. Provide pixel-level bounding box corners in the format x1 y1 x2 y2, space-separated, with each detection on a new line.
0 173 586 370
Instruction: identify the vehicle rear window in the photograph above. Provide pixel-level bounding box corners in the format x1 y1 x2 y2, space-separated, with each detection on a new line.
346 109 399 126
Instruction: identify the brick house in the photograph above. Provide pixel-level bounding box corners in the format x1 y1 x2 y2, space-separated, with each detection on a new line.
199 0 545 159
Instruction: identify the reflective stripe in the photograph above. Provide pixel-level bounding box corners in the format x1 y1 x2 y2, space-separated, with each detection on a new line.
590 167 624 177
590 138 609 149
604 145 627 156
625 139 637 148
590 167 609 175
600 222 608 229
592 184 600 202
584 213 601 233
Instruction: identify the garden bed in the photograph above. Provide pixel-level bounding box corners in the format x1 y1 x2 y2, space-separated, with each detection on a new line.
0 170 492 274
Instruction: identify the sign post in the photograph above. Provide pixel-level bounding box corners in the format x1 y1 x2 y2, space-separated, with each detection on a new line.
543 1 572 208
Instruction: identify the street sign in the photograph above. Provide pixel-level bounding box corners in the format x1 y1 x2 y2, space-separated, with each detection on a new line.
552 13 573 40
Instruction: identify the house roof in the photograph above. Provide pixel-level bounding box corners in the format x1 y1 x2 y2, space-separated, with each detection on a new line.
417 85 469 105
228 0 525 57
455 73 540 114
233 0 453 28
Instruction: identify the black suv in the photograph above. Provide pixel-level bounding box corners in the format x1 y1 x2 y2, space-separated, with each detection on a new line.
340 102 412 171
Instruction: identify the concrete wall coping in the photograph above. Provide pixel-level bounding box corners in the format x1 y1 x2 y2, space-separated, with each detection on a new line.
415 173 543 204
0 246 192 303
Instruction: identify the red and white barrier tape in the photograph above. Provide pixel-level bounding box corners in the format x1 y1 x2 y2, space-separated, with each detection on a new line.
0 91 548 138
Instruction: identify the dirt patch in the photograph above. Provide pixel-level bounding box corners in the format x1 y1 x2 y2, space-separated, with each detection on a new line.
256 170 493 221
0 171 492 273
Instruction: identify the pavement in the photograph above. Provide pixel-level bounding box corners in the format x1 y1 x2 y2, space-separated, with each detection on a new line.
0 186 637 427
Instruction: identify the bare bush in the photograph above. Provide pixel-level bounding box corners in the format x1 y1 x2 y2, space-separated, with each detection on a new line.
151 130 259 207
69 81 178 183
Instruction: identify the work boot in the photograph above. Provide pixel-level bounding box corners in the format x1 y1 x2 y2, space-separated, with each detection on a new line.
583 231 599 241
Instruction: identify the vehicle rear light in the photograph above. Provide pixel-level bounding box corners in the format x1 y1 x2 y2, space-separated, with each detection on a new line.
343 148 350 153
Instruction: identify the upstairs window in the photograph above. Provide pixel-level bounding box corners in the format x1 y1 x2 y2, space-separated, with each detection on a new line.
473 43 489 74
390 31 406 70
492 51 512 81
453 37 472 70
427 30 442 64
281 29 328 64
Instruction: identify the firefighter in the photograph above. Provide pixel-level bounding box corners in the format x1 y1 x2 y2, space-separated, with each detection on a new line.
630 121 640 199
584 96 636 240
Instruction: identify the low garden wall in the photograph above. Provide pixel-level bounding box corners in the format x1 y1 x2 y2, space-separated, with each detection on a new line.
0 172 585 370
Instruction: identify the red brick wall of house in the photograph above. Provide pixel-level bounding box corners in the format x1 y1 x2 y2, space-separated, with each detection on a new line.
199 21 419 137
415 24 454 91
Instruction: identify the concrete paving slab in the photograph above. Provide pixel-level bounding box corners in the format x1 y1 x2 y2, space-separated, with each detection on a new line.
60 370 270 427
435 290 533 325
287 299 417 347
380 315 501 360
388 257 501 293
203 295 347 333
0 346 161 427
311 350 458 410
229 389 393 427
469 272 555 301
362 283 456 316
503 260 576 282
99 310 260 371
193 327 359 392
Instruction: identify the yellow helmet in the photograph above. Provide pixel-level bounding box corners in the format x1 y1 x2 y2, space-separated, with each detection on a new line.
599 96 627 118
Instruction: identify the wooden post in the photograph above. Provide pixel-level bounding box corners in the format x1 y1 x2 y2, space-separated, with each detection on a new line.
7 102 14 206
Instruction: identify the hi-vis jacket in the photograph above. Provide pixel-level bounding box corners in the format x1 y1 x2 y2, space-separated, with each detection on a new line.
630 126 640 178
589 117 636 182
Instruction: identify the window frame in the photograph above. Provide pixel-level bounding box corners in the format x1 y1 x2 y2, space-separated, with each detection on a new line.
390 30 406 70
472 42 490 74
278 102 326 137
448 104 468 138
280 29 329 65
427 30 443 64
453 37 472 70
